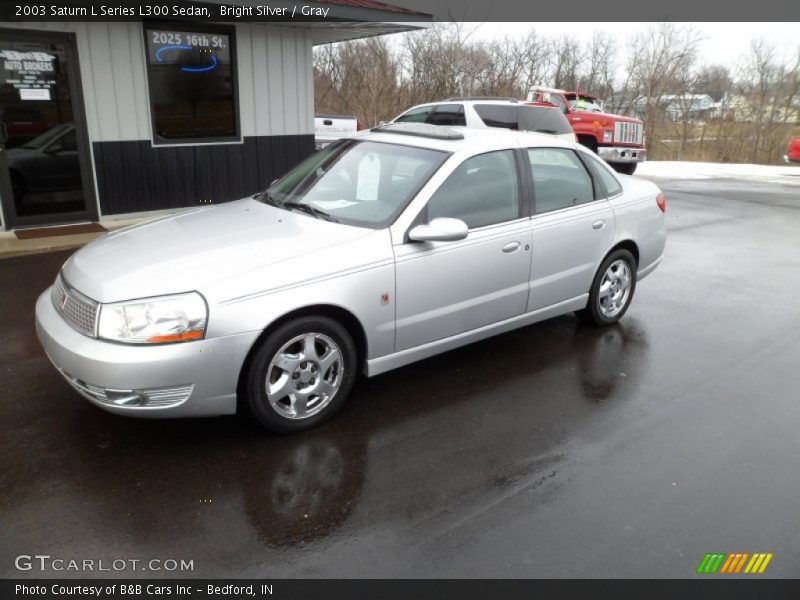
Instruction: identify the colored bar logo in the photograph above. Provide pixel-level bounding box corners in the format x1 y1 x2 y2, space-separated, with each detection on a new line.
696 552 773 574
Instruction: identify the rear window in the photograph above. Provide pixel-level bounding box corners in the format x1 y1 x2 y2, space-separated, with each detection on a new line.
518 106 573 135
474 105 518 129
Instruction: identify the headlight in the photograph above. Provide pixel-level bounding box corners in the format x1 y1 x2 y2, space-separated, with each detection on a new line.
97 292 207 344
603 130 613 143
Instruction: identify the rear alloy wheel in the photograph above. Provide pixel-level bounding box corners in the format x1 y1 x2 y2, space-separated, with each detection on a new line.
244 316 357 433
578 249 637 326
611 162 637 175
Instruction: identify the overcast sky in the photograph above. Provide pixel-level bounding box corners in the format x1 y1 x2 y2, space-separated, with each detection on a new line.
462 22 800 70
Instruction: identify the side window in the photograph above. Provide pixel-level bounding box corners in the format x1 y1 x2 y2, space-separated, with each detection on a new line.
427 150 520 229
549 95 569 114
395 106 433 123
583 153 623 197
426 104 466 126
528 148 595 214
518 106 573 135
474 104 518 129
59 130 77 152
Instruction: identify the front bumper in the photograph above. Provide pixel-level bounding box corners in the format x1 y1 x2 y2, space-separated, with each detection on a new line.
598 146 647 163
35 288 259 418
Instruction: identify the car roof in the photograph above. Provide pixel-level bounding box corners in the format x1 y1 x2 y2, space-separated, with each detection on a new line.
350 123 576 153
408 99 522 108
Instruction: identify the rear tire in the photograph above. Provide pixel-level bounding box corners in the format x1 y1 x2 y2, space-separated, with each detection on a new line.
577 136 598 154
611 162 637 175
10 171 27 208
577 249 637 326
243 316 357 433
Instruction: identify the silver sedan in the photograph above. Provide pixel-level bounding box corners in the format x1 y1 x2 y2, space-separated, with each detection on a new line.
36 124 666 432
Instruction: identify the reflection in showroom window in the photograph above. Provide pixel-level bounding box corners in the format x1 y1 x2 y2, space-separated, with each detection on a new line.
144 25 239 144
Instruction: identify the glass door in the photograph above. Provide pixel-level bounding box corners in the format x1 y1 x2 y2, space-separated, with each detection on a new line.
0 29 95 229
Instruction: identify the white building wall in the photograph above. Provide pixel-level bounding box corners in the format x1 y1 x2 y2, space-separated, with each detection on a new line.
2 21 315 142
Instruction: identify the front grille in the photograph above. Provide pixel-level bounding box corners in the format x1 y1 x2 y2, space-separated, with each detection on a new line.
51 274 99 337
614 121 643 145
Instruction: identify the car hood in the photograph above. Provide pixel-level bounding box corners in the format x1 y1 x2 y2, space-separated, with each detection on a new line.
4 147 35 162
574 109 642 125
62 198 373 303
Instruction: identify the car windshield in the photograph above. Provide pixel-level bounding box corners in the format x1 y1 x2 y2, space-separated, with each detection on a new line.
567 95 603 113
21 124 72 150
261 140 447 228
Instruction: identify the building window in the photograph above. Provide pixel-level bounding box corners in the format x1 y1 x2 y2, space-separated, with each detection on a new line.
143 24 239 144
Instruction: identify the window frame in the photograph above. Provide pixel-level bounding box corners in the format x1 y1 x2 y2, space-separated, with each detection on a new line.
142 21 241 147
415 148 528 233
578 150 624 199
524 146 604 216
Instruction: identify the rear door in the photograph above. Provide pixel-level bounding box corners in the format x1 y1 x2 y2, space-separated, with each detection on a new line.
525 147 614 312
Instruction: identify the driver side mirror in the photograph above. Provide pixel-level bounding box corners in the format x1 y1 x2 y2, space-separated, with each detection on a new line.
408 217 468 243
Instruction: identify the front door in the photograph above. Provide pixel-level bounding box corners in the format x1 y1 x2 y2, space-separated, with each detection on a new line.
394 149 533 351
0 29 95 229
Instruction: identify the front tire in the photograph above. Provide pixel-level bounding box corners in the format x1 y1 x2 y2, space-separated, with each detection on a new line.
578 249 637 326
611 162 637 175
243 316 357 433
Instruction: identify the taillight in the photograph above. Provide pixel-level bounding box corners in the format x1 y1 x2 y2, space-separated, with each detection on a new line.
656 193 666 213
356 119 364 131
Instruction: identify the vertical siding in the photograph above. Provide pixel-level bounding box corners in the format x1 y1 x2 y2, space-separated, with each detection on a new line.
1 21 314 141
1 21 316 224
243 24 315 136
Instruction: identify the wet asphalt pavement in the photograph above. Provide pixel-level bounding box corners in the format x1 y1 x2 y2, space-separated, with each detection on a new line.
1 177 799 579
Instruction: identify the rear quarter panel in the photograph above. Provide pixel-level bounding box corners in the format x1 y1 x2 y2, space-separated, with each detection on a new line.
609 176 666 276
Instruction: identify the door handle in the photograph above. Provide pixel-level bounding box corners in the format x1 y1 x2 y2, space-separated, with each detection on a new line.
502 241 521 253
592 220 605 230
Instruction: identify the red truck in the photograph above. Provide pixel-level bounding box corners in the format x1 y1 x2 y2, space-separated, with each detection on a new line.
528 86 646 175
785 136 800 163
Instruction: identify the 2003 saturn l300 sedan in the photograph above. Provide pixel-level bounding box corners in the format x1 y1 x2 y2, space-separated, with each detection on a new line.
36 123 666 433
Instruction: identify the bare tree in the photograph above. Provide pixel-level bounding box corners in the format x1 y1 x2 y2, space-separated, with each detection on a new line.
313 23 799 164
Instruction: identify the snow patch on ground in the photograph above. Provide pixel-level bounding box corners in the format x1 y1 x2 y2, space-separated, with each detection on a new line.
636 161 800 186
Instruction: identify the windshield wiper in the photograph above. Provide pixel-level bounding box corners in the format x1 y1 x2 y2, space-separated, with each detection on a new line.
282 202 339 222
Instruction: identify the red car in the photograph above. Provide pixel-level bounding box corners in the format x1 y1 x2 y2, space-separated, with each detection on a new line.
785 136 800 163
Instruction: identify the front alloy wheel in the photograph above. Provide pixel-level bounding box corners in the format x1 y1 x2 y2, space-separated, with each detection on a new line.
266 332 343 420
244 316 357 433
